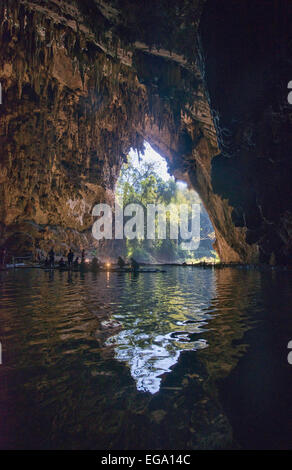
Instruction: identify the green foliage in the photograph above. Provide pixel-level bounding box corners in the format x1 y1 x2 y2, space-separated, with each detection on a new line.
117 156 216 263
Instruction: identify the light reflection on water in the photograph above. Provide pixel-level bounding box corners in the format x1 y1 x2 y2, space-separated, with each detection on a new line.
1 266 292 450
106 331 207 394
104 270 213 393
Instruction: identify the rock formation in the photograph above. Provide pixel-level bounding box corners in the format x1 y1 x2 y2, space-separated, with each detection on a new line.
0 0 291 263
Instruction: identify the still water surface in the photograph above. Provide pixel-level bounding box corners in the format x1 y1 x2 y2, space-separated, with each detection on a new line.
0 267 292 449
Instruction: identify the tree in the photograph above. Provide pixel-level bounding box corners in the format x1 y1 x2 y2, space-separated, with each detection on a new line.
116 156 216 263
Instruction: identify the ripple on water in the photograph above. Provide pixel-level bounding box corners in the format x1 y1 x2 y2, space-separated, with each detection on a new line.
1 267 292 449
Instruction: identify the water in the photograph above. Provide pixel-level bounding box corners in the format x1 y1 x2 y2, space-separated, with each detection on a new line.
0 266 292 450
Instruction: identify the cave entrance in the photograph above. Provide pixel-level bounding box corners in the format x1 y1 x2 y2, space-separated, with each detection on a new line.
116 141 217 264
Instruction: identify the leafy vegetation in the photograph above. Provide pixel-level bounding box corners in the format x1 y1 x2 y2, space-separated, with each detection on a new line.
116 155 217 263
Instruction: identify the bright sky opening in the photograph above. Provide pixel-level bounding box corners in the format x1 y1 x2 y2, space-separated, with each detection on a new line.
129 141 187 188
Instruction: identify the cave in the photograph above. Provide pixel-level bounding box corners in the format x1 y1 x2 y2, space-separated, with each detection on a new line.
1 0 292 453
1 0 292 265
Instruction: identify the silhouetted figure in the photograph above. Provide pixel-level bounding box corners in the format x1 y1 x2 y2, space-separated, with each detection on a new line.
67 249 74 269
91 257 100 271
81 249 86 264
117 256 126 269
44 257 50 267
74 257 79 268
0 247 7 266
49 248 55 268
131 258 139 271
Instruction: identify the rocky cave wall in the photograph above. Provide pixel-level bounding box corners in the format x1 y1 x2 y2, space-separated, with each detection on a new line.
200 0 292 264
0 0 291 263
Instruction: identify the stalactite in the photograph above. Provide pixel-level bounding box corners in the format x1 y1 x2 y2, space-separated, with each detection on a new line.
0 0 219 257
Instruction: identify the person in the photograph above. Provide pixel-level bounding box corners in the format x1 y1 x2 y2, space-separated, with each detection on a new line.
117 256 126 269
44 257 50 267
80 253 88 271
0 247 7 266
74 257 79 268
91 257 100 271
59 257 66 268
67 249 74 268
130 257 139 272
49 248 55 268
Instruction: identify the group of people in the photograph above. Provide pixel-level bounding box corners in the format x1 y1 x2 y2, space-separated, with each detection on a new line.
90 255 140 271
44 248 86 269
118 256 140 271
43 249 140 272
1 244 140 272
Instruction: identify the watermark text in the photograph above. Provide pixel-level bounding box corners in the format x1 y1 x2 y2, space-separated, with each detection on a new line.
92 199 200 251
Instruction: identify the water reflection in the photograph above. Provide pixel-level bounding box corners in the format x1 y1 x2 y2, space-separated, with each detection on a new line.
104 270 214 393
0 267 292 449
